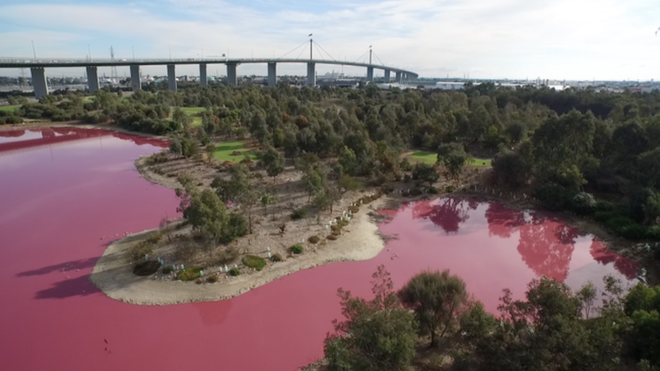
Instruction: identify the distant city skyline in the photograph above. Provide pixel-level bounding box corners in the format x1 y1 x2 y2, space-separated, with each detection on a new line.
0 0 659 80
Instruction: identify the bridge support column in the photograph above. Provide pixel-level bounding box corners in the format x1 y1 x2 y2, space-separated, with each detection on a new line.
306 62 316 87
167 64 177 91
395 71 402 83
366 67 374 82
130 65 141 91
86 66 99 94
384 70 391 83
226 63 237 86
199 63 207 86
267 62 277 86
30 67 48 99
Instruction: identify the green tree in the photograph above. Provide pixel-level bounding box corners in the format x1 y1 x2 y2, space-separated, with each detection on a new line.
183 189 227 257
324 265 418 371
412 163 439 187
259 146 285 178
398 270 469 347
436 143 469 184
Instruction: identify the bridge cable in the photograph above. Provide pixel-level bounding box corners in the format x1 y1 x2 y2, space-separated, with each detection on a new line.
353 50 369 64
372 51 385 66
296 44 308 59
313 41 338 62
277 40 309 60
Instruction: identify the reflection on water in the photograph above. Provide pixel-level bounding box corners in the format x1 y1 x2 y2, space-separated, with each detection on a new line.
388 197 638 283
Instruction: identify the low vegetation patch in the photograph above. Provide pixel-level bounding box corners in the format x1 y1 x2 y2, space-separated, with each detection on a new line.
291 208 307 220
410 150 491 167
228 267 240 276
162 265 174 274
177 266 203 281
212 141 256 162
270 253 283 262
290 244 304 254
133 260 162 276
242 255 267 271
327 234 338 241
308 235 320 244
129 241 154 262
207 274 220 283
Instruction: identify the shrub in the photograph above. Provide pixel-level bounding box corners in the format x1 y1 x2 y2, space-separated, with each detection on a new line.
533 183 574 211
270 253 283 262
228 267 240 276
327 234 338 241
162 266 173 274
308 235 320 244
207 274 219 283
129 241 154 262
410 188 423 196
619 223 647 240
177 266 203 281
646 226 660 241
428 187 439 194
195 278 204 284
348 205 360 213
242 255 267 271
381 184 395 194
291 208 307 220
217 245 239 265
290 244 304 254
145 231 163 244
445 185 455 193
566 192 597 216
331 225 342 234
338 219 349 227
133 260 161 276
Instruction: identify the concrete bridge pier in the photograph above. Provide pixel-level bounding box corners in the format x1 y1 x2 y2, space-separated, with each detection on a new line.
226 63 237 86
199 63 207 86
167 64 177 91
307 62 316 87
86 66 99 94
130 65 141 91
384 70 391 83
367 67 374 82
267 62 277 86
395 71 402 83
30 67 48 99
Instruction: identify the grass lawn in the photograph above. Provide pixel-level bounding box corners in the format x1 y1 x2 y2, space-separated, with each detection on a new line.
83 96 95 103
212 141 258 162
177 107 206 127
0 105 21 112
410 150 492 167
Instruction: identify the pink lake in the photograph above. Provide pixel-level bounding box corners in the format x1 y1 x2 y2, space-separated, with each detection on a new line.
0 128 639 371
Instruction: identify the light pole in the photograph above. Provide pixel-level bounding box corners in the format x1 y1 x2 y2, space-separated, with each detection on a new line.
31 40 37 59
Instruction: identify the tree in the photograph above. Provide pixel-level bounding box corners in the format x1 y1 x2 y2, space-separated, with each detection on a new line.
183 189 227 258
398 270 469 347
260 192 278 216
259 146 285 178
205 143 215 163
324 266 418 371
412 163 439 187
437 143 469 184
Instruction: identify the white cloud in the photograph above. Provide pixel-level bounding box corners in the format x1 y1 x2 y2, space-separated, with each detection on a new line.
0 0 659 79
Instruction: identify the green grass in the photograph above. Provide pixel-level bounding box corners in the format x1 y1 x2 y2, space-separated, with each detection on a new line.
0 105 20 112
212 141 257 162
175 107 206 127
409 151 491 167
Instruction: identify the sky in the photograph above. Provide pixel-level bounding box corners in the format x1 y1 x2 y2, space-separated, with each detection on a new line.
0 0 659 80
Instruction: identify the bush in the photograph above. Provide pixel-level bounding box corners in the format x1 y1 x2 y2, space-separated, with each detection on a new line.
145 231 163 244
445 185 455 193
129 241 154 262
338 219 349 227
177 266 203 281
566 192 597 216
242 255 267 271
348 205 360 214
327 234 338 241
428 187 439 194
270 253 283 262
228 267 240 276
290 244 304 254
217 245 239 265
331 225 342 234
646 226 660 241
162 266 173 274
410 188 423 196
308 235 320 244
207 275 219 283
221 213 249 243
291 208 307 220
533 183 573 211
133 260 161 276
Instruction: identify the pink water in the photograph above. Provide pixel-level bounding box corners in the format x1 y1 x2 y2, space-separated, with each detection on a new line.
0 129 638 371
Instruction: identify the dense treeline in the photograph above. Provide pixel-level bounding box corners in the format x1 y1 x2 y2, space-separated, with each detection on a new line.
323 266 660 371
7 83 660 242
